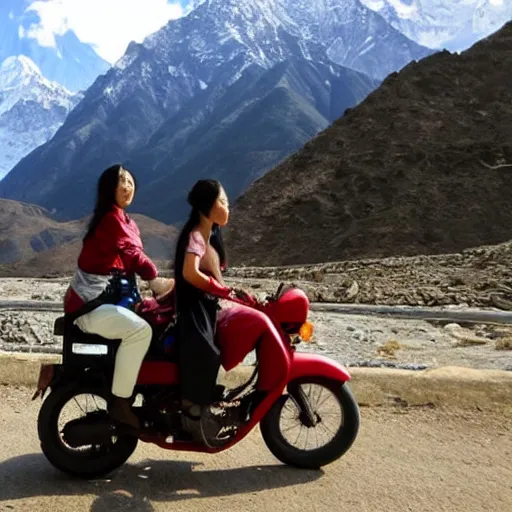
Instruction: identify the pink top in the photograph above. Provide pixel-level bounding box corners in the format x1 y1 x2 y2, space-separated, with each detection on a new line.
186 230 227 272
186 230 207 259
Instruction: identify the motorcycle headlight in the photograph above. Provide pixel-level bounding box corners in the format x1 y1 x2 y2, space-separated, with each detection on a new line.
299 321 314 342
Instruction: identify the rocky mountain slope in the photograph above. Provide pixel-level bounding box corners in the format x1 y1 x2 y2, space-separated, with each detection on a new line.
226 22 512 266
130 57 378 223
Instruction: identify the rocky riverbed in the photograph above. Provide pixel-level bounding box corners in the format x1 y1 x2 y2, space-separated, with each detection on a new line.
225 240 512 309
1 278 511 371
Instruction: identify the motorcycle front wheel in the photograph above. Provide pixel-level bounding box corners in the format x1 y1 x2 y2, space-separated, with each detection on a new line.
260 377 360 469
37 383 138 478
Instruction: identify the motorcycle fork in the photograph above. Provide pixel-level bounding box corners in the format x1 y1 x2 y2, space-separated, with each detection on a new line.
287 381 318 428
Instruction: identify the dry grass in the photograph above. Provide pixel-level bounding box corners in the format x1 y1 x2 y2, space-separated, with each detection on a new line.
376 340 402 359
495 338 512 351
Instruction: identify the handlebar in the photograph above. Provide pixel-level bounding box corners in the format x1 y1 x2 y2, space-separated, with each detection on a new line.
226 289 274 312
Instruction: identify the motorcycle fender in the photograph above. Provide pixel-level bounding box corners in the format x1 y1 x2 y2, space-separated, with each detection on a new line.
32 363 109 400
289 352 352 383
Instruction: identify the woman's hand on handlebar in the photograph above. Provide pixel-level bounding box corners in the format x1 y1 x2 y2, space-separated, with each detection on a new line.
231 287 257 306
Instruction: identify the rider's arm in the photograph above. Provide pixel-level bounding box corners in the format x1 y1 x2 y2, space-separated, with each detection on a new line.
96 211 158 281
183 252 232 298
183 231 232 298
118 240 158 281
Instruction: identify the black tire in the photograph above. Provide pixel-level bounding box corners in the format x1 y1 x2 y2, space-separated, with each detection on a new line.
38 383 138 478
260 378 360 469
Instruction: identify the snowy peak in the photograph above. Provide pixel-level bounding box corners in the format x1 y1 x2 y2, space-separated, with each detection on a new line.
139 0 431 82
0 55 80 179
0 55 42 85
0 56 75 117
471 0 512 39
359 0 512 51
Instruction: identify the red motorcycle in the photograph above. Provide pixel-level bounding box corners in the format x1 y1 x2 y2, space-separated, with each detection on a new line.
34 282 360 478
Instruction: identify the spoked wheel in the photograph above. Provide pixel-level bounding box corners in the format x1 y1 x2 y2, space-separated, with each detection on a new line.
260 377 360 469
37 383 138 478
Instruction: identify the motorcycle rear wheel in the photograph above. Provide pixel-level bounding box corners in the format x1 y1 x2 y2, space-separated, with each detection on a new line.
38 383 138 478
260 377 359 469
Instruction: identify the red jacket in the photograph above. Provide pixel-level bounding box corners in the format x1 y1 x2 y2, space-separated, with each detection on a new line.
64 205 158 313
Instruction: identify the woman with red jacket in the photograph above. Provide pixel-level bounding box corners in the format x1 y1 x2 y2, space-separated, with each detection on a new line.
64 164 174 430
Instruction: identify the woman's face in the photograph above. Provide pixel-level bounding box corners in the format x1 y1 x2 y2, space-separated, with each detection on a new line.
208 187 230 227
115 169 135 209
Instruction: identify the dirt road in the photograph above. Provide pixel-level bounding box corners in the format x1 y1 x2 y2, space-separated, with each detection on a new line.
0 387 510 512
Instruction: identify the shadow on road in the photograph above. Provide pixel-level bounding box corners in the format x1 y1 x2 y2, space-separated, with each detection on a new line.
0 453 323 509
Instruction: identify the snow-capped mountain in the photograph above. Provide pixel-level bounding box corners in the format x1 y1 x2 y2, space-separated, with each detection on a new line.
0 0 431 221
360 0 512 51
0 56 80 179
0 56 76 116
0 0 110 92
136 0 431 82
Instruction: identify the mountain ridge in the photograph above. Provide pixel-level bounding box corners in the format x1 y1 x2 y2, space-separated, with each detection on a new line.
0 198 178 276
226 22 512 266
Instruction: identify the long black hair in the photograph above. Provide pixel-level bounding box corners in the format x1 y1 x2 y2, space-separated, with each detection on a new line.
174 179 227 284
84 164 137 240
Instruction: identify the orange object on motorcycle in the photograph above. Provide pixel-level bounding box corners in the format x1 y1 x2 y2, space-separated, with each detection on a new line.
299 321 314 342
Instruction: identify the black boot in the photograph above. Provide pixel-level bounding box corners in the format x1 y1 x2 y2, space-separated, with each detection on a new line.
108 396 140 430
181 402 233 447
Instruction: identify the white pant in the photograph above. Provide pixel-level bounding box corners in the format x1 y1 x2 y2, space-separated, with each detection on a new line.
75 304 152 398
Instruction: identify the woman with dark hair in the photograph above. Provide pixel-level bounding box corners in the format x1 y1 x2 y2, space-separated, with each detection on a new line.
64 164 174 430
174 179 290 443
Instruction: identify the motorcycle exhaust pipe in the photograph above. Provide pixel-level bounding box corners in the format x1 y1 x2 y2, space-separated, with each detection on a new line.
62 415 116 448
